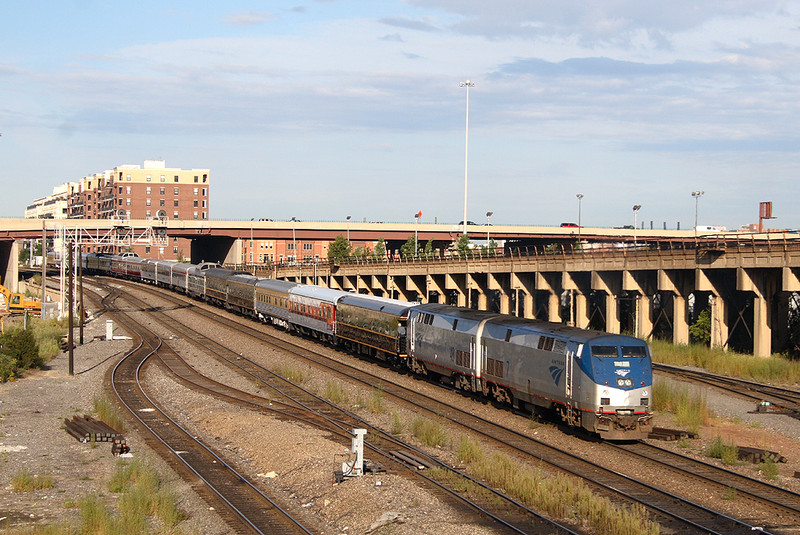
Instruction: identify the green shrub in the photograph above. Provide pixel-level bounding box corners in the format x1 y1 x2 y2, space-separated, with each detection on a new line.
757 458 779 480
31 319 67 362
0 353 18 382
324 381 348 404
705 434 740 465
390 410 404 435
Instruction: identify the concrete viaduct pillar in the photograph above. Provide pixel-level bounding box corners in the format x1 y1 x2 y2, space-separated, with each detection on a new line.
658 269 694 346
511 273 535 318
468 273 488 310
536 272 563 323
426 274 448 304
488 272 511 314
624 270 657 340
446 273 467 307
592 271 621 334
563 271 591 328
696 269 730 352
737 267 781 358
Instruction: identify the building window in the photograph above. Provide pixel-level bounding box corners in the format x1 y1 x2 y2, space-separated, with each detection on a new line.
126 199 131 206
174 176 179 183
118 199 123 206
173 211 178 219
160 175 165 182
303 243 313 251
146 187 151 195
126 174 131 181
203 174 208 182
159 199 165 207
193 200 198 208
126 186 131 195
193 188 198 196
193 212 198 220
160 187 165 195
146 199 151 206
118 186 123 194
173 246 178 254
146 175 151 182
194 176 198 183
202 188 207 196
173 187 179 195
173 200 179 207
202 200 207 208
146 210 151 218
202 211 207 219
288 243 296 250
145 246 151 254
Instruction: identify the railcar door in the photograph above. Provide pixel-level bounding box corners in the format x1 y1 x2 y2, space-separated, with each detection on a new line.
565 347 573 399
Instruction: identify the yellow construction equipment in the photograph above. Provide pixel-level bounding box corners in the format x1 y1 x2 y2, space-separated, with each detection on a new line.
0 279 42 315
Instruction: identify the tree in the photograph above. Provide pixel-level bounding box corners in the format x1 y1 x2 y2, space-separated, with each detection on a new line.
689 309 711 346
400 235 417 259
327 234 352 261
373 238 387 261
456 234 471 256
424 239 434 258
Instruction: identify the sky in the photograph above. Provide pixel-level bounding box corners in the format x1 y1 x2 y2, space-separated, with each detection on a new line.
2 1 800 231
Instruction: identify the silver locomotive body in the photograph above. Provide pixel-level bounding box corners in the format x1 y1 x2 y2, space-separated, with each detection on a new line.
408 303 652 440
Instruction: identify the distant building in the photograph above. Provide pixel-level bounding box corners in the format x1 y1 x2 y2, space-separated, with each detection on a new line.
27 160 210 260
25 183 73 219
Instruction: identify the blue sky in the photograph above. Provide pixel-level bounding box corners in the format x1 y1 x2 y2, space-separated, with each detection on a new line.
2 1 799 230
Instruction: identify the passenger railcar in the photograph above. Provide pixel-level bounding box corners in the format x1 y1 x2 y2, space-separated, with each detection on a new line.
286 285 346 341
336 294 417 364
226 273 258 316
255 278 299 329
139 259 157 284
154 261 178 289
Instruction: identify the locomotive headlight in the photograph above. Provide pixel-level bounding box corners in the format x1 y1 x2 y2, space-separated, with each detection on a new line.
616 378 633 388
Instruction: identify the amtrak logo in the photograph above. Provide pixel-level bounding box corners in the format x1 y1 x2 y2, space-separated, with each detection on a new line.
615 369 631 377
549 365 564 386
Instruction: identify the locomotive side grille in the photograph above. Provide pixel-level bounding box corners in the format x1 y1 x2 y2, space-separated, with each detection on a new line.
640 398 649 406
600 397 610 405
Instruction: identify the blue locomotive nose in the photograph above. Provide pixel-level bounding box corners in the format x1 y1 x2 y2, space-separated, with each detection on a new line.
581 343 652 389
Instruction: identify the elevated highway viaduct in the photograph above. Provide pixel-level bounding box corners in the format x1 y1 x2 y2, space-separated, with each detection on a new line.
2 218 799 357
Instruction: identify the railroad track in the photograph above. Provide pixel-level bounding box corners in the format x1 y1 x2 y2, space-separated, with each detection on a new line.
654 362 800 420
98 278 797 535
100 285 318 534
96 279 580 535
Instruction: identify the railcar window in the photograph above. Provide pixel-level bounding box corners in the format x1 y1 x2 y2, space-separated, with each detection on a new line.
452 319 458 331
622 346 647 357
537 336 555 352
591 345 619 358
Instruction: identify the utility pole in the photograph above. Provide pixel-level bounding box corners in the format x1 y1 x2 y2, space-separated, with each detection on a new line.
68 241 74 376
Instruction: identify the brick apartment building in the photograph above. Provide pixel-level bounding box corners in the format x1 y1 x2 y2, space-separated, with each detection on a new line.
65 160 209 260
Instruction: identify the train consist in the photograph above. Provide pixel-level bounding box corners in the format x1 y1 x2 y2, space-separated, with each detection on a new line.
83 253 653 440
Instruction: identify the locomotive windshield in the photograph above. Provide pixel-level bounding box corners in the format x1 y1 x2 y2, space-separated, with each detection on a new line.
590 345 619 358
621 345 648 358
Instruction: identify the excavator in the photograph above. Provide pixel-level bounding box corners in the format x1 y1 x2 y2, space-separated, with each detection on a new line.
0 278 42 315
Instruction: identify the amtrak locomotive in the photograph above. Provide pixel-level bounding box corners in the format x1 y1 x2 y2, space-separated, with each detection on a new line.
82 253 653 440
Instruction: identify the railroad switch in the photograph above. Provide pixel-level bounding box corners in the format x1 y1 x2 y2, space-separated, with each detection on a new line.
334 428 367 483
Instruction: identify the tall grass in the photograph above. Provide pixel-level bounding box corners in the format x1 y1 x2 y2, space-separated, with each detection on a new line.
11 468 56 492
650 339 800 384
652 380 712 433
323 380 348 404
93 395 126 434
411 416 449 448
454 436 659 535
30 318 67 363
705 434 740 465
275 364 306 383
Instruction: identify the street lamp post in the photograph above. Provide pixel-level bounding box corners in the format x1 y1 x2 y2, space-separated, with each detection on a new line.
486 211 493 253
460 80 475 237
346 215 351 243
691 191 704 236
632 205 641 245
291 217 297 263
414 211 420 259
576 194 584 242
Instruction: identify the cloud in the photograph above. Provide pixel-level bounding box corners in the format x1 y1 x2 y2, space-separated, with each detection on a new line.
407 0 789 46
223 11 276 27
378 16 440 32
380 33 405 42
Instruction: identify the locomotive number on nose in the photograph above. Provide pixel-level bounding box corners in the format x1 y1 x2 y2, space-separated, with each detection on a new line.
614 361 630 367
